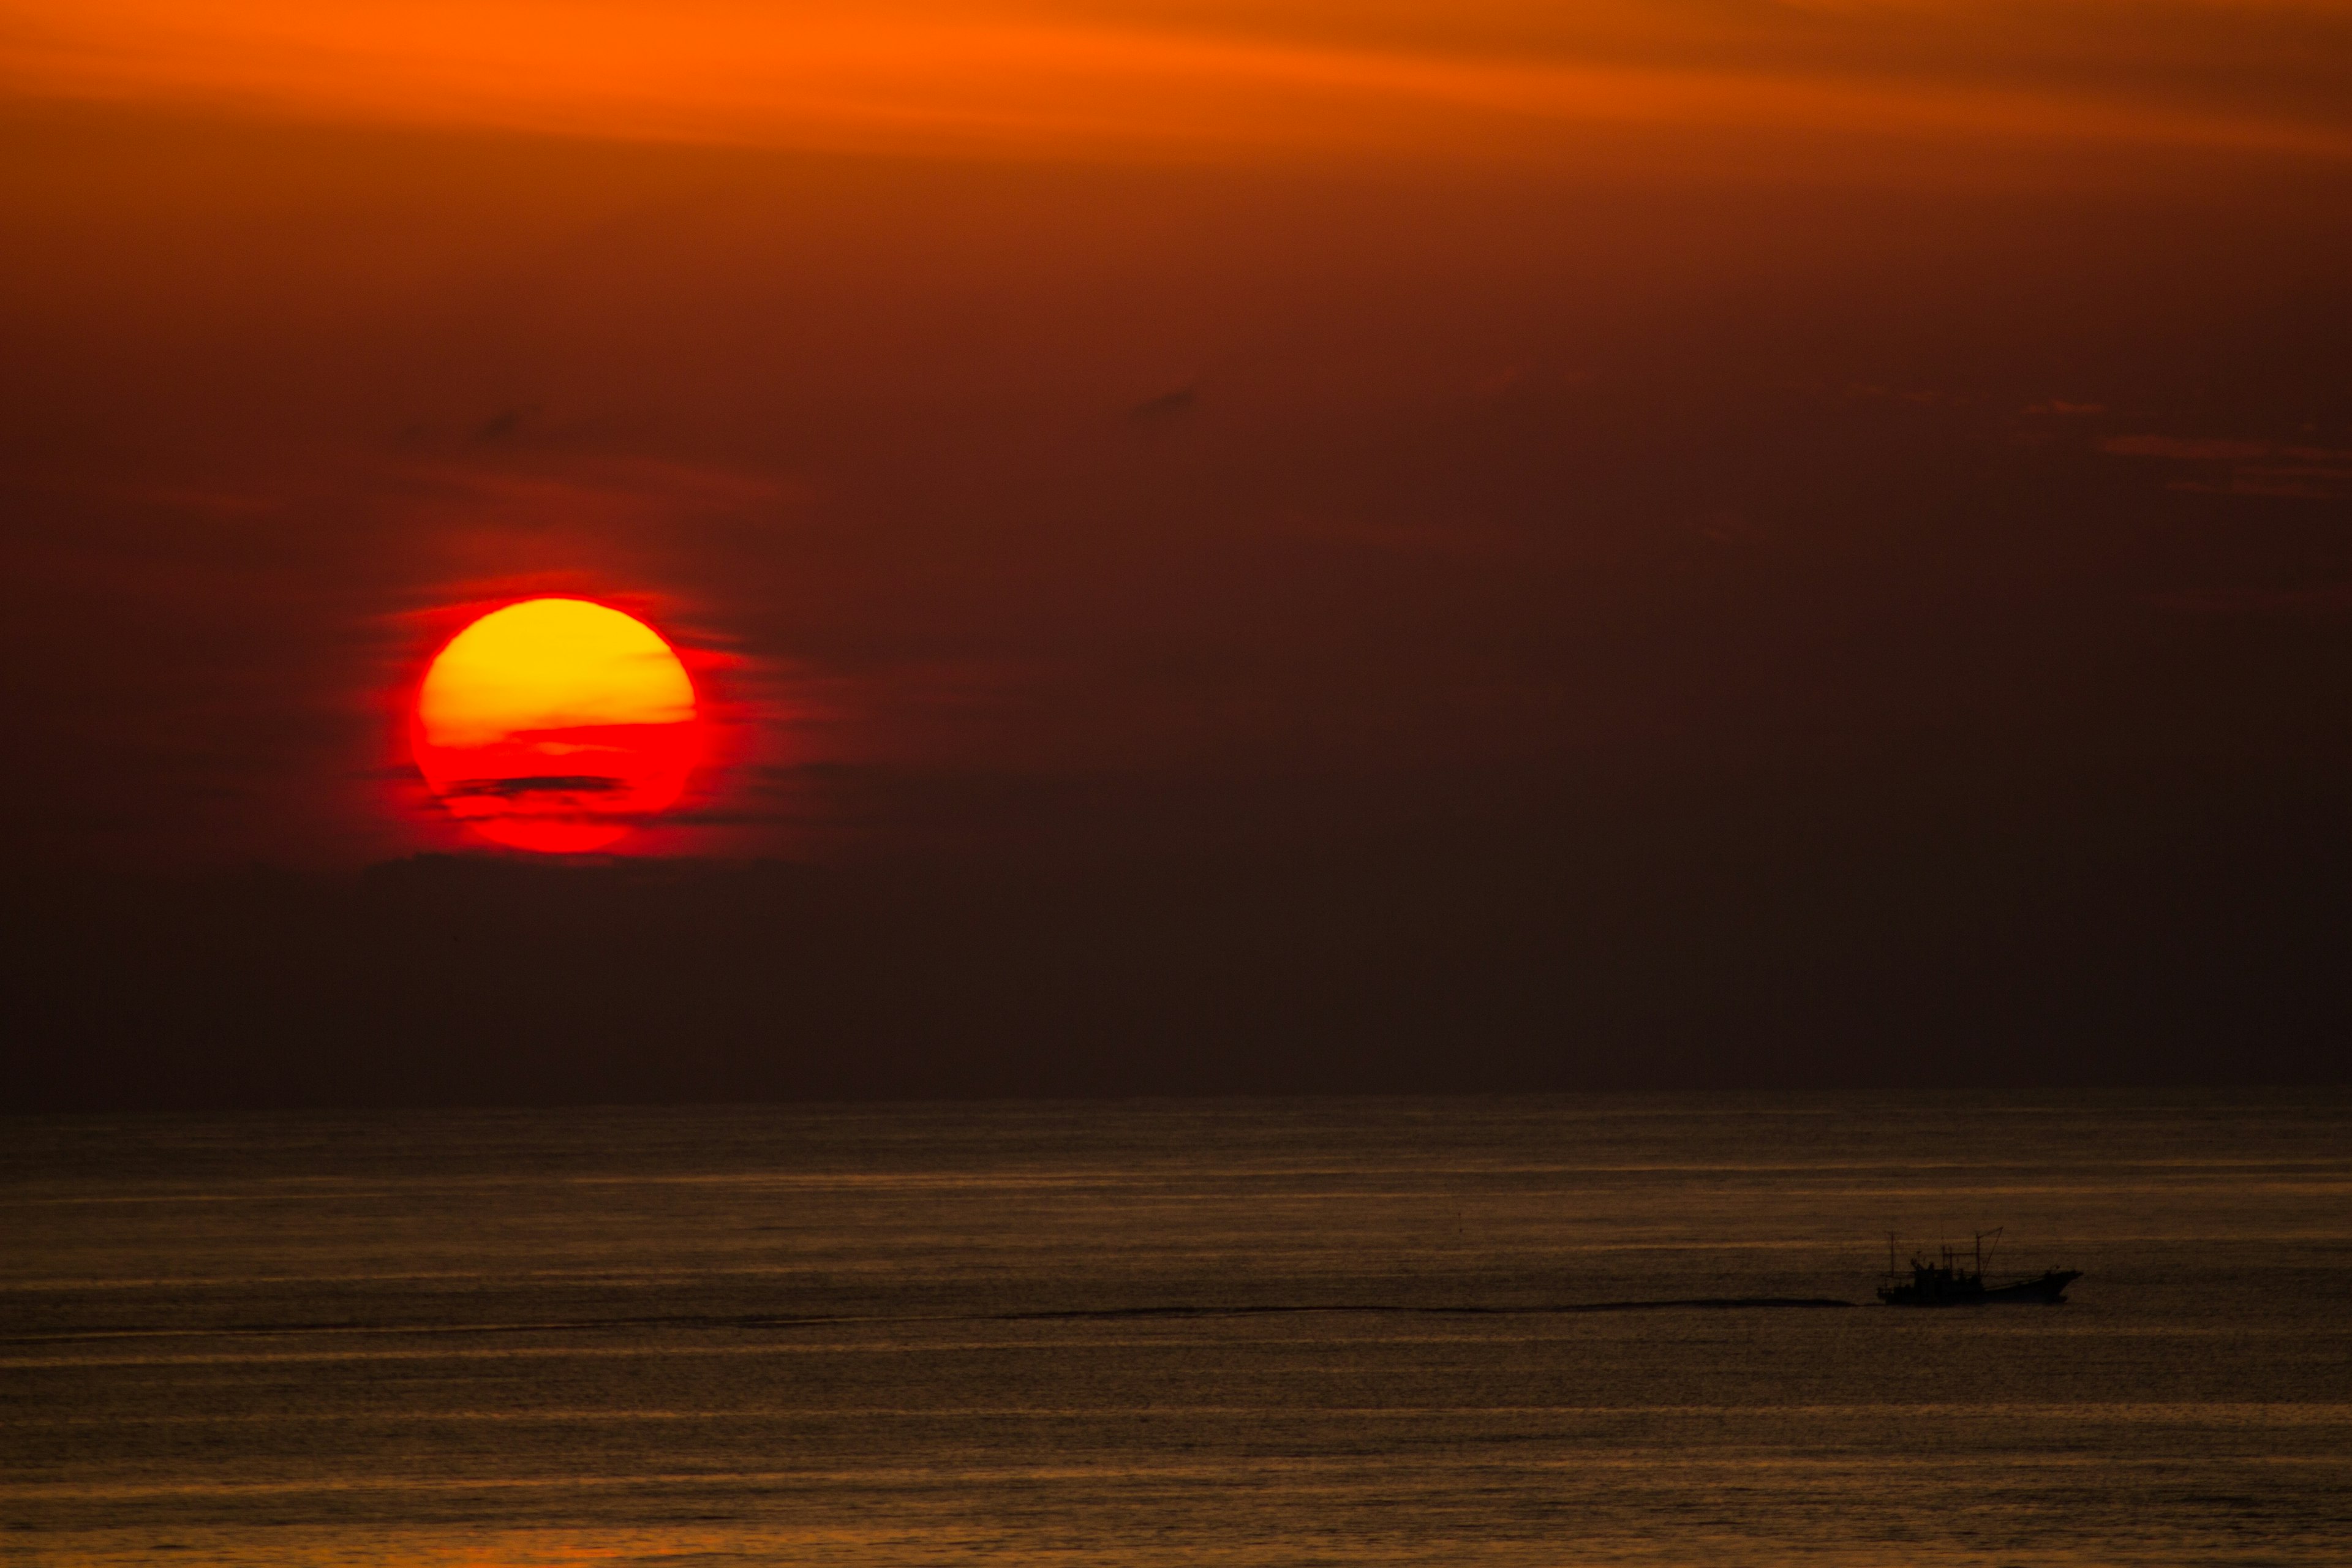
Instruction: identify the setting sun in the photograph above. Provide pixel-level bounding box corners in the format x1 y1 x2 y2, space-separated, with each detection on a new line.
412 598 697 853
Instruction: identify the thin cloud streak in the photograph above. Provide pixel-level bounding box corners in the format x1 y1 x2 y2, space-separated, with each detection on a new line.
2 1 2348 165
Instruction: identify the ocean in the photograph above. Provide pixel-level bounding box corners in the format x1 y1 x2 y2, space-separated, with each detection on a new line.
4 1093 2347 1565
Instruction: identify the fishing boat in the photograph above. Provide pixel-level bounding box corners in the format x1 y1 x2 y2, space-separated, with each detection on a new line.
1877 1229 2080 1306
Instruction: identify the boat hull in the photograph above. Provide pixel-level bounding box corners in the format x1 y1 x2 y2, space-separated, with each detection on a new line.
1877 1268 2081 1307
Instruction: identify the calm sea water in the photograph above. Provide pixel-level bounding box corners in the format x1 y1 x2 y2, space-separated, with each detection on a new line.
4 1093 2348 1566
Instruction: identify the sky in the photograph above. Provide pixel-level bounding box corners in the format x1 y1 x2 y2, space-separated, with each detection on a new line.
5 1 2350 1103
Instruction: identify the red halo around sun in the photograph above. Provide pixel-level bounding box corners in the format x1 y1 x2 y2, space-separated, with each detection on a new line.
411 598 700 853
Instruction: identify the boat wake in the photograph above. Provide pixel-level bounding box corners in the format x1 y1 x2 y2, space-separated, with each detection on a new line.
1 1297 1858 1348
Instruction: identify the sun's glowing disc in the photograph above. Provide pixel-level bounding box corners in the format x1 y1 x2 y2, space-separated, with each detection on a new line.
413 598 698 853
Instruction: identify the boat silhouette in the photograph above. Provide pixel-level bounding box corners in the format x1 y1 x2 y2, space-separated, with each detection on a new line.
1877 1228 2080 1306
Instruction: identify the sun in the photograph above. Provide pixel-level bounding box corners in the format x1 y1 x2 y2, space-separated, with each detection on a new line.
412 598 698 853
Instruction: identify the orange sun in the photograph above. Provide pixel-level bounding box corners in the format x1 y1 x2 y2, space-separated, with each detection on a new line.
412 598 699 853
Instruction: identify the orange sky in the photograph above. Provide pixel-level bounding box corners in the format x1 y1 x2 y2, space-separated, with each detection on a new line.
6 0 2350 166
2 0 2348 867
5 1 2350 1092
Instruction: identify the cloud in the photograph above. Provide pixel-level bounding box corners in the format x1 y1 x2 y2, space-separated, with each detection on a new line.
2148 584 2352 614
1129 388 1197 425
2100 434 2352 499
472 406 535 444
3 1 2347 167
2164 469 2352 500
439 774 624 799
1846 383 1944 405
2102 435 2286 461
